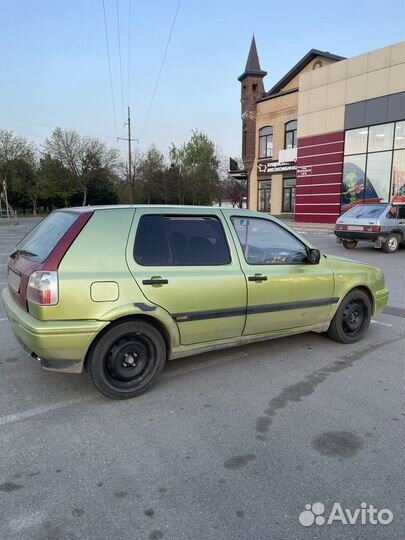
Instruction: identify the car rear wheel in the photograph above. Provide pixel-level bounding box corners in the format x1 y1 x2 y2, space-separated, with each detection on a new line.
342 240 357 249
88 320 166 399
381 233 400 253
327 289 372 344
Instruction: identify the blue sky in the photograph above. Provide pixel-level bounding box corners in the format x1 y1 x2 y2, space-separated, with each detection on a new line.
0 0 404 162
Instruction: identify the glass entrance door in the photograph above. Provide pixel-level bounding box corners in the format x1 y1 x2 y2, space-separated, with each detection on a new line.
283 177 296 212
258 180 272 212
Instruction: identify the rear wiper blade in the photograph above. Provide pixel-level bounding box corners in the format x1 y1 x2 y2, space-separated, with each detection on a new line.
9 249 38 259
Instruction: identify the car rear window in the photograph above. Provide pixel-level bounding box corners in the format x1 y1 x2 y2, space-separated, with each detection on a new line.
134 215 231 266
15 211 79 263
342 204 389 219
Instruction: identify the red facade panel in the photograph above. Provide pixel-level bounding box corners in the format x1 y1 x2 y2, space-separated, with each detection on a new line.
297 141 344 158
295 130 345 223
298 151 343 166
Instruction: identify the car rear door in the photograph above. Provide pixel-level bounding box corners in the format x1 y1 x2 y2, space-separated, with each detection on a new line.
126 208 247 346
226 213 336 335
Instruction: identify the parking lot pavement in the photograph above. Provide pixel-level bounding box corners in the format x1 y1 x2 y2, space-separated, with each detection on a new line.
0 219 404 540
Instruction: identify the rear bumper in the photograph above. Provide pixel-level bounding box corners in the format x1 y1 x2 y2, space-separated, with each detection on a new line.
334 231 385 241
1 288 109 373
374 288 390 315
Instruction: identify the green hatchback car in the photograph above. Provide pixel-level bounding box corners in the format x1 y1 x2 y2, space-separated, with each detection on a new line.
2 205 389 399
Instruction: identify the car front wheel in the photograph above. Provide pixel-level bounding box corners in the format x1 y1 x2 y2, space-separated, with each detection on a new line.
381 233 400 253
88 320 166 399
327 289 372 344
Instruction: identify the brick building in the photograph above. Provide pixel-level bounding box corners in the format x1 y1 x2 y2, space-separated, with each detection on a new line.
236 38 405 223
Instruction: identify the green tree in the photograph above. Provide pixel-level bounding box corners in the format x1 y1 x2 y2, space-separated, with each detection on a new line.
0 130 37 212
170 131 220 205
141 145 166 203
37 154 76 209
44 128 120 206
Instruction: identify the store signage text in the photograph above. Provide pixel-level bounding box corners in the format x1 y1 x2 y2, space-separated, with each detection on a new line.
297 166 312 176
257 160 297 175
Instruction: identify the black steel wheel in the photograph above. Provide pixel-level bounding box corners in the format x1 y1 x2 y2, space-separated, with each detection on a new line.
327 289 372 344
88 320 166 399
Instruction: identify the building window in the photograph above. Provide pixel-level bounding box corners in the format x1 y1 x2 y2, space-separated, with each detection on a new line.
242 127 247 158
392 149 405 197
258 180 272 212
259 126 273 158
285 120 297 149
283 178 296 212
342 121 405 212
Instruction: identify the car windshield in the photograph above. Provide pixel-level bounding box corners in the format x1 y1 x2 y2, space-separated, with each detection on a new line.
15 211 79 263
341 204 389 219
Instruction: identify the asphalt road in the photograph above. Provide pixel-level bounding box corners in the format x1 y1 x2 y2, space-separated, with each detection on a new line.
0 217 404 540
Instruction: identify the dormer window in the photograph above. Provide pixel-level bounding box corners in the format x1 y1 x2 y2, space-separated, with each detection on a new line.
259 126 273 158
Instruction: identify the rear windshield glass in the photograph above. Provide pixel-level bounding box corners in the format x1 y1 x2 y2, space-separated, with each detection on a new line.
16 211 79 262
341 204 389 219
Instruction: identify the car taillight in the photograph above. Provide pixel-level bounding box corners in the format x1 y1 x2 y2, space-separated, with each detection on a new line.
335 224 348 230
363 225 381 233
27 271 59 306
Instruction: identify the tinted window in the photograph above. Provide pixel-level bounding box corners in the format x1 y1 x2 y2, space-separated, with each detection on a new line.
231 217 308 265
16 211 79 263
134 215 231 266
134 215 173 266
342 204 388 219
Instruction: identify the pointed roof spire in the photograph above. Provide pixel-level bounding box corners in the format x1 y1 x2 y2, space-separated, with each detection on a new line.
238 35 267 82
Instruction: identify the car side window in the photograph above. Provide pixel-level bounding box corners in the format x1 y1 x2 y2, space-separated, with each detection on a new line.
134 215 173 266
387 207 399 219
397 206 405 219
134 215 231 266
231 217 308 265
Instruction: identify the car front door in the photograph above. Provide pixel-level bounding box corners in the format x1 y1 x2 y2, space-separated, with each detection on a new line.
226 214 336 335
126 209 247 346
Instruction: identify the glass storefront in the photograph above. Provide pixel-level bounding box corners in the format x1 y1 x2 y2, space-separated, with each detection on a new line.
342 120 405 212
258 180 271 212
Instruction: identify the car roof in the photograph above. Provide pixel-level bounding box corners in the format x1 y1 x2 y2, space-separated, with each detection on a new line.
58 205 261 215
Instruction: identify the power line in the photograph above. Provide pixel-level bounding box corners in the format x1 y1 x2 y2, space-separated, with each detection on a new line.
102 0 118 137
0 115 118 141
139 0 181 141
116 0 125 123
126 0 132 107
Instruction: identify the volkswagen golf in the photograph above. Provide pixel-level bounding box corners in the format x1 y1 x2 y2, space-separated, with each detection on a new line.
2 205 389 399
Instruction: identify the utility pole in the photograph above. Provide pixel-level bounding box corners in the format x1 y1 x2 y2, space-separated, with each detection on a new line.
118 106 138 203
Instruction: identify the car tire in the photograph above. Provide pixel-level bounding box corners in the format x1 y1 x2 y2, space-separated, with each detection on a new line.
87 320 166 399
327 289 372 344
342 240 357 249
381 233 400 253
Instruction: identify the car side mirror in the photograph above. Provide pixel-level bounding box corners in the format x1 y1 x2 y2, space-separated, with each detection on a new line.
307 248 321 265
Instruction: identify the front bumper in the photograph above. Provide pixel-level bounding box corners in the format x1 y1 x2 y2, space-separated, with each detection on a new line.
374 288 390 315
1 288 109 373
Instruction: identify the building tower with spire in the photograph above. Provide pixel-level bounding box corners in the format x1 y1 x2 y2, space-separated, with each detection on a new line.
238 36 267 177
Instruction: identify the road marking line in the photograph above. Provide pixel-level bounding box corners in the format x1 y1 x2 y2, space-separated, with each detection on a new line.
371 320 393 327
0 317 8 322
0 397 91 427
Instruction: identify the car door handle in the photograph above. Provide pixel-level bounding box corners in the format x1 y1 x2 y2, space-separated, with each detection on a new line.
248 274 268 282
142 276 169 285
